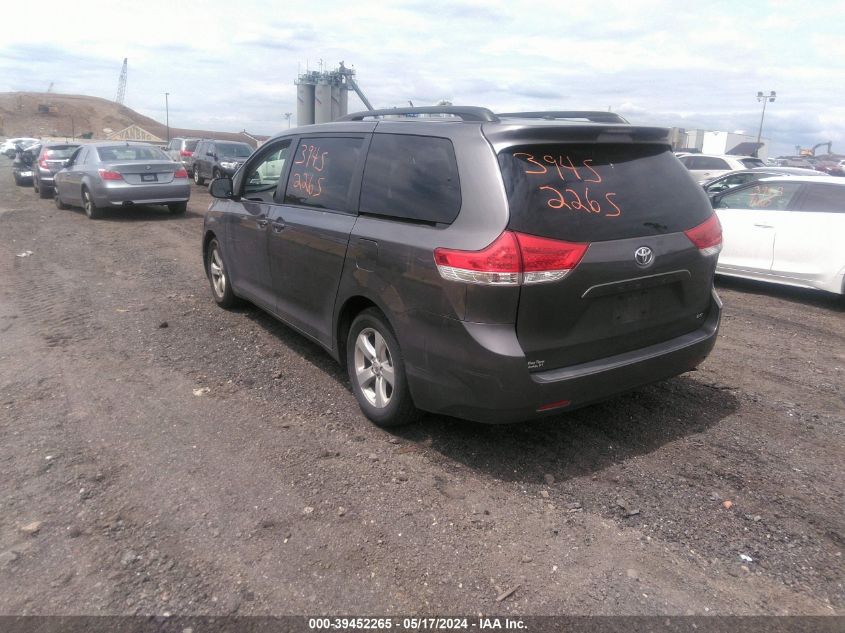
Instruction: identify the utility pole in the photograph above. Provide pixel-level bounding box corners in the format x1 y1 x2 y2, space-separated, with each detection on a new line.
165 92 170 142
755 91 776 157
284 112 292 128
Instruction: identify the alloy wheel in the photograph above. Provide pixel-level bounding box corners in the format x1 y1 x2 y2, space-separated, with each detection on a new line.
354 328 394 409
209 247 226 298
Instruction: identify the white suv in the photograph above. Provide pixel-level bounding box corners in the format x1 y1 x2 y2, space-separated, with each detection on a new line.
679 154 765 183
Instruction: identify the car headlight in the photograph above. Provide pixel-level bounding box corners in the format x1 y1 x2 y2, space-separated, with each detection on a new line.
220 161 239 170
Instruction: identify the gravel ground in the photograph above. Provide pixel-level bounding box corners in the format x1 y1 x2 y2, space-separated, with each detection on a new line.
0 160 843 617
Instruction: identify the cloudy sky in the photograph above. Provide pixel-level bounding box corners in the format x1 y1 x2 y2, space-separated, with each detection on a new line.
2 0 844 156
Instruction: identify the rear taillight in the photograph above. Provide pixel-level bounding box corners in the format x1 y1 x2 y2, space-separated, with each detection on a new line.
515 232 589 284
174 168 188 178
98 169 123 181
685 214 722 257
39 158 48 169
434 231 589 286
179 150 193 157
434 231 521 285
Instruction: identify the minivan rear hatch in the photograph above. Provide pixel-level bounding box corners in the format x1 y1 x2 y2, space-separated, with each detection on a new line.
496 140 717 372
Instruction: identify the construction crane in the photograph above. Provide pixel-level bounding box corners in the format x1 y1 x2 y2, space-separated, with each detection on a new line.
115 58 128 105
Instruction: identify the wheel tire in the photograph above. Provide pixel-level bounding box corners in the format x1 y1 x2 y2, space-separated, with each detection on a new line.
168 202 187 214
54 188 68 210
206 238 238 308
82 188 103 219
37 179 51 199
193 166 205 185
212 168 222 180
346 308 419 427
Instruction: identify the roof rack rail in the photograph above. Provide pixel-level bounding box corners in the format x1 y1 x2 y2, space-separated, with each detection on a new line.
496 111 629 124
339 106 499 122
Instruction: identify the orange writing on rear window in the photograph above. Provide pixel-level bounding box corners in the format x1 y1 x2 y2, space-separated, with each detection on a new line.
516 152 620 218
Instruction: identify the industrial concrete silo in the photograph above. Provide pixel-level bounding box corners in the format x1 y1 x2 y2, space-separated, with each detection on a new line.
315 79 333 124
296 82 315 126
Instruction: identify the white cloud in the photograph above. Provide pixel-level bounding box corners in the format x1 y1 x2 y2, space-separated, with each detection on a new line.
0 0 843 156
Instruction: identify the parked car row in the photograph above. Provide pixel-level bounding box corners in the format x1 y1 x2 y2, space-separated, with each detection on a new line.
164 137 255 185
7 140 191 218
5 112 841 429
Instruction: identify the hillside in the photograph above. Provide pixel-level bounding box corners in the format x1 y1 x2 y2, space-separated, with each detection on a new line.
0 92 266 146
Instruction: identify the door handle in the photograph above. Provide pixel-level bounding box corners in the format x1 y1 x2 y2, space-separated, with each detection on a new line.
256 219 269 229
753 223 774 228
271 221 286 233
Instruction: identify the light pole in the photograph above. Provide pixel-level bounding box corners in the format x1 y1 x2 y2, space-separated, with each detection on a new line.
165 92 170 142
284 112 292 128
755 90 776 157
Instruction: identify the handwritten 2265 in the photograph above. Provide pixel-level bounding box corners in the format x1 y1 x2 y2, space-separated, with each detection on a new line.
515 152 621 218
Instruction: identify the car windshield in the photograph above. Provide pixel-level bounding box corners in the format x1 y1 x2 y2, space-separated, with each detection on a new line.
44 147 78 159
97 146 169 162
216 143 252 158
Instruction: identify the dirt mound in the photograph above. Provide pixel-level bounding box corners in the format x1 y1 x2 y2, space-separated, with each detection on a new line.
0 92 265 146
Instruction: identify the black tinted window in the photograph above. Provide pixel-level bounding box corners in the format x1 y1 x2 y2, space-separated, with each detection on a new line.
499 144 713 242
799 184 845 213
360 134 461 224
283 137 365 212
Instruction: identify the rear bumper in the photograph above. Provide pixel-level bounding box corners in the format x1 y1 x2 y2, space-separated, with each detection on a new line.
93 181 191 207
405 288 722 424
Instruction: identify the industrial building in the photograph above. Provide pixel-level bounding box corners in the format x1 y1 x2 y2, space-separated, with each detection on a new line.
295 62 372 126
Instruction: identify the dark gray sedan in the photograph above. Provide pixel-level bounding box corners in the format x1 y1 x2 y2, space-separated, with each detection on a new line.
54 142 191 219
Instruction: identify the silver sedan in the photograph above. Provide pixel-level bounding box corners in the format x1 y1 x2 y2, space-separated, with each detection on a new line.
54 142 191 219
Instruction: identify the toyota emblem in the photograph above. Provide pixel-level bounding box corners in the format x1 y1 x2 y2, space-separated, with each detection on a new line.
634 246 654 267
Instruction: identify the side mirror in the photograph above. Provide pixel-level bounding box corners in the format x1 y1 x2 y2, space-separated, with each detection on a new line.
209 177 234 199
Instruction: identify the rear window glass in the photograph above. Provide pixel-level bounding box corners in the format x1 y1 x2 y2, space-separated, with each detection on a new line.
44 147 77 159
216 142 252 157
498 144 713 242
360 134 461 224
185 140 199 151
97 146 168 161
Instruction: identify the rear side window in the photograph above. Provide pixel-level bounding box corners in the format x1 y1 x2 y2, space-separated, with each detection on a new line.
283 137 365 212
799 184 845 213
498 144 713 242
360 134 461 224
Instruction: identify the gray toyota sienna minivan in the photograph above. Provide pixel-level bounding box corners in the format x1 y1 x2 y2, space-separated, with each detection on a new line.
203 107 722 426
